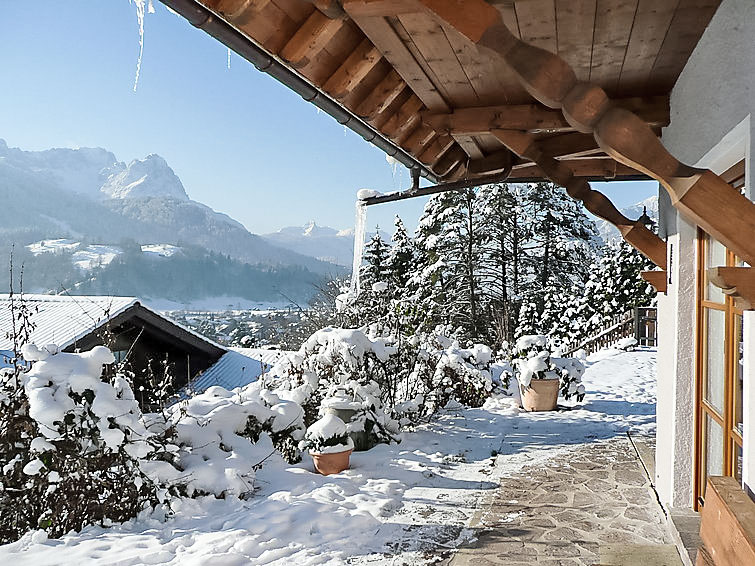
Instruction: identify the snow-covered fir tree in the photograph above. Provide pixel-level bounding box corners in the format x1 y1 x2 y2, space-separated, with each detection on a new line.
386 215 416 290
360 227 391 289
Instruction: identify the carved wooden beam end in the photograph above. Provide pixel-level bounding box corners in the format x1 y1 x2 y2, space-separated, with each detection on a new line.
491 129 667 269
708 267 755 310
417 0 755 272
641 271 667 294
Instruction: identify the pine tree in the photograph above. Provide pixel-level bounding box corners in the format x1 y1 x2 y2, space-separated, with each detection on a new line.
360 227 391 289
476 183 530 345
386 215 415 290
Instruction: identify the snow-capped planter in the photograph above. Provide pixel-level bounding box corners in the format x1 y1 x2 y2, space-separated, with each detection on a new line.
511 335 585 412
300 414 354 475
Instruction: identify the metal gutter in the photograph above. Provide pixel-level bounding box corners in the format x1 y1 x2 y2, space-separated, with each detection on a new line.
158 0 439 183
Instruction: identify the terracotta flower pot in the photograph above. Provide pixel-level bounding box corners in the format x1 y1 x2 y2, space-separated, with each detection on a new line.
520 378 559 411
311 448 353 475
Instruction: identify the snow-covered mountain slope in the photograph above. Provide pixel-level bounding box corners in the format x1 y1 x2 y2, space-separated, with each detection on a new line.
263 221 390 266
0 140 341 275
595 195 659 243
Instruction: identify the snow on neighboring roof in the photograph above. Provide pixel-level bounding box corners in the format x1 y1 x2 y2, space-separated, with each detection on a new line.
0 294 137 351
188 351 265 394
231 347 292 367
187 348 294 395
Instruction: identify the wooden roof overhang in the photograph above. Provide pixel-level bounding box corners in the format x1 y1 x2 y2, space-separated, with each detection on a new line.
161 0 718 185
163 0 755 289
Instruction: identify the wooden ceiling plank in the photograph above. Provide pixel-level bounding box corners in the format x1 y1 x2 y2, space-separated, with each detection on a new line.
355 69 407 119
589 0 639 94
648 0 721 92
418 134 455 165
402 125 437 155
434 145 467 177
343 9 450 111
468 149 513 175
322 37 383 99
514 0 558 54
452 134 485 160
490 1 521 39
280 10 344 67
272 0 315 22
443 23 524 106
617 0 679 93
555 0 597 82
397 12 480 107
423 95 669 134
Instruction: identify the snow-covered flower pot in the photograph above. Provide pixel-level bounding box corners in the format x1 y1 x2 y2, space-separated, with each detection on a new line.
511 335 585 412
300 414 354 475
519 378 559 411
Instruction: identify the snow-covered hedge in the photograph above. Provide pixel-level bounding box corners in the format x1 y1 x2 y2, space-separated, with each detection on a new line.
0 344 305 543
0 345 177 543
267 325 494 439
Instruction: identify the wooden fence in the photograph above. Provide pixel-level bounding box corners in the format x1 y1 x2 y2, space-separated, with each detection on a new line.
563 306 657 357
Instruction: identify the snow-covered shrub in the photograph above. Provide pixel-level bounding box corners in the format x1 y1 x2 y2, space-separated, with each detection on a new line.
0 345 178 543
299 414 353 454
511 335 585 401
267 325 495 436
148 383 307 496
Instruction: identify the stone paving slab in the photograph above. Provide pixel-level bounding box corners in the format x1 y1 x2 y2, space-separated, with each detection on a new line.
449 437 672 565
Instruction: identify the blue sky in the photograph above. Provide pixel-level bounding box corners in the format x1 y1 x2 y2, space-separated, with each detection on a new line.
0 1 657 234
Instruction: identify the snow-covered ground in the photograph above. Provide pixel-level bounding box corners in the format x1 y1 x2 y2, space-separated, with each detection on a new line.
141 244 182 258
1 347 656 566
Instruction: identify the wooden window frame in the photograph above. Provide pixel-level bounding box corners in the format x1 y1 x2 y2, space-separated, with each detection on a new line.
694 160 746 507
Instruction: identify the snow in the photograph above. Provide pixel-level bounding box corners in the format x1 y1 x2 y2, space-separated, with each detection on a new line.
141 243 182 258
26 239 81 255
306 414 348 442
1 348 658 565
72 245 123 271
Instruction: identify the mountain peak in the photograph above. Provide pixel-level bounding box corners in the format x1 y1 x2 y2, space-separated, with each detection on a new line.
100 154 189 201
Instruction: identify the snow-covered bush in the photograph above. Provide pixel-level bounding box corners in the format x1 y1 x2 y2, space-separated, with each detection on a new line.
510 335 585 401
299 414 353 454
267 325 495 437
0 344 178 543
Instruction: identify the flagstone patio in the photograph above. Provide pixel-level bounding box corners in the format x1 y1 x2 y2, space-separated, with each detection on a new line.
446 436 681 566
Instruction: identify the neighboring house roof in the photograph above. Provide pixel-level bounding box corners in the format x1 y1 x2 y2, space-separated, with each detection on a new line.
187 347 295 394
0 294 137 351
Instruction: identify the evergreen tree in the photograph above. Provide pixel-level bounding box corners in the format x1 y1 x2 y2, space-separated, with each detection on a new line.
360 227 391 289
386 215 416 290
476 183 529 345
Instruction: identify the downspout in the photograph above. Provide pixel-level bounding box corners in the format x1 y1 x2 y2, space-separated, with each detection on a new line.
158 0 439 183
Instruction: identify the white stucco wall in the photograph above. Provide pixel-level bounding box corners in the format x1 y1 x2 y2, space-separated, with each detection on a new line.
658 0 754 507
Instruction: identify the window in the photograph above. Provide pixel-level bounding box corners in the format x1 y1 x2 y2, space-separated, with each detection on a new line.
694 160 746 506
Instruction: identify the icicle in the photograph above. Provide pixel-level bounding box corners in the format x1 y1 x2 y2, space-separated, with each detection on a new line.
385 154 399 188
130 0 154 92
227 48 231 69
349 195 369 298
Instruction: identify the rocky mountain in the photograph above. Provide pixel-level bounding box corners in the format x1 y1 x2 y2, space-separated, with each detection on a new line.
263 221 390 266
595 195 659 243
0 139 340 275
0 139 346 302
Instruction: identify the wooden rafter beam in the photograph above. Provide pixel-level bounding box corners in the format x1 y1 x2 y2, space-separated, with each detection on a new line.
303 0 348 19
382 94 424 142
355 69 406 120
510 158 643 180
641 271 667 294
418 133 454 165
492 128 666 269
322 38 383 99
280 10 344 68
418 0 755 267
422 96 670 135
